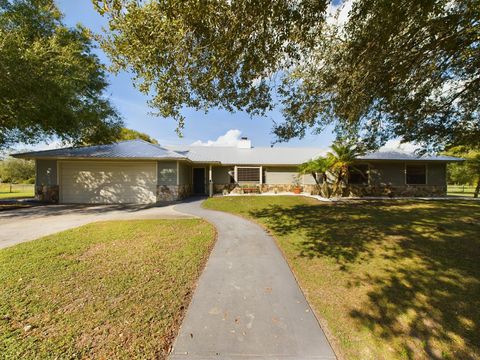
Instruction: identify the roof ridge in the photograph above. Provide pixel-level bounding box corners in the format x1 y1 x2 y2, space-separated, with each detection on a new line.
147 140 188 157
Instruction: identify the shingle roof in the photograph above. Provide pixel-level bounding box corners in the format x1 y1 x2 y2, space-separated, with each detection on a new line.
13 140 186 160
13 140 463 164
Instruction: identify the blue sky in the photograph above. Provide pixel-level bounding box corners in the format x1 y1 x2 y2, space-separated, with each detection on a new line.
55 0 336 148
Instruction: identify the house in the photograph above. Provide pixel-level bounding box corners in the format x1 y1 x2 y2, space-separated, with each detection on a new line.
13 138 462 204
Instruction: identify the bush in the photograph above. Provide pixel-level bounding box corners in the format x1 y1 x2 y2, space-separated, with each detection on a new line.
0 158 35 183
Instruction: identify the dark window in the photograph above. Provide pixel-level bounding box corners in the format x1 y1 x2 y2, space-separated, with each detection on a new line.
406 164 426 185
348 164 369 184
237 167 260 183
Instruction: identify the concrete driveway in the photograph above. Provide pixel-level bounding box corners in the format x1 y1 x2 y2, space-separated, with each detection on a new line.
0 203 193 249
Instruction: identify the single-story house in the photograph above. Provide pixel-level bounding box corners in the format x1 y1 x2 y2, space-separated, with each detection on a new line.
13 138 462 204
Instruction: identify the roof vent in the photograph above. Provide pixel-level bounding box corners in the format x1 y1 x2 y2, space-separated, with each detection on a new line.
237 137 252 149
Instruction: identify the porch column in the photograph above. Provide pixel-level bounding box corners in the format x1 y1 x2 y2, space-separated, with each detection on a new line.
208 164 213 197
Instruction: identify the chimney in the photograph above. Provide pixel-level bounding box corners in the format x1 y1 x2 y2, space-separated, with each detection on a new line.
237 137 252 149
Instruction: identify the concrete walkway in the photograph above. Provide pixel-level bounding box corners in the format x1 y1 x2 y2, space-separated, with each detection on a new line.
0 203 192 249
170 198 336 359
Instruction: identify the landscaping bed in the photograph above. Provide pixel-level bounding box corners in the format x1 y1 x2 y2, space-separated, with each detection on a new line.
0 219 215 359
204 196 480 360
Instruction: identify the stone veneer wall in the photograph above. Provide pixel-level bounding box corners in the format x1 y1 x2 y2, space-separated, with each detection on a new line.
214 183 319 194
214 183 446 197
347 184 447 197
157 184 192 201
35 185 59 203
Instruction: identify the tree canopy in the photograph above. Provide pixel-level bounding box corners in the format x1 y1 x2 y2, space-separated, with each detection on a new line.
0 157 35 183
279 0 480 151
93 0 326 133
0 0 123 149
116 128 158 144
445 146 480 197
95 0 480 151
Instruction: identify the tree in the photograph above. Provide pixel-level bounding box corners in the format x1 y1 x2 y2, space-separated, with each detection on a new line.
299 140 365 197
94 0 480 150
470 156 480 198
0 157 35 183
0 0 123 149
445 146 480 198
93 0 326 133
278 0 480 151
116 128 158 144
298 156 333 197
326 141 366 196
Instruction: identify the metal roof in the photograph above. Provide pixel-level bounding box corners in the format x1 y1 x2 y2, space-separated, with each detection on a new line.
13 140 187 160
165 145 326 165
357 150 463 162
12 140 463 164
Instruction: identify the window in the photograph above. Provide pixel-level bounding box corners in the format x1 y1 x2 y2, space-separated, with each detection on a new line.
406 164 426 185
237 167 260 183
348 164 369 184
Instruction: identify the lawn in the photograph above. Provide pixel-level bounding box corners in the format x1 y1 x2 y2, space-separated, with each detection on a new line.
0 191 34 200
0 183 34 199
447 185 476 197
204 196 480 360
0 219 215 359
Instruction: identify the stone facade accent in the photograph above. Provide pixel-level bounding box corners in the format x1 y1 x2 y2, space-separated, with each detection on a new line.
346 184 447 197
35 185 59 203
212 183 446 197
156 184 192 201
260 184 319 194
213 184 237 194
214 183 320 195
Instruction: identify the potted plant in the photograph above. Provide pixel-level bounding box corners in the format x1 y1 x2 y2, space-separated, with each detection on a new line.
292 176 302 194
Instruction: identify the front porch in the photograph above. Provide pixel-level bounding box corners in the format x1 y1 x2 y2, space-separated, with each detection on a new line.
156 162 317 200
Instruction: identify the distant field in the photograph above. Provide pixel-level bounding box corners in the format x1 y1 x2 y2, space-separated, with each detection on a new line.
0 184 34 199
447 185 476 197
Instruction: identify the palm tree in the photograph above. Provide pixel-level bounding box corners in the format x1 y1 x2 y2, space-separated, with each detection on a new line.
299 140 366 197
298 156 333 197
326 141 366 196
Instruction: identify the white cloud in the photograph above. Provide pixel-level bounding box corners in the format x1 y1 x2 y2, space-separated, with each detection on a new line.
191 129 243 147
379 139 420 153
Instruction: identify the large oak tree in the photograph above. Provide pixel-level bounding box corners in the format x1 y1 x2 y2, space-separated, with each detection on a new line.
95 0 480 151
0 0 123 149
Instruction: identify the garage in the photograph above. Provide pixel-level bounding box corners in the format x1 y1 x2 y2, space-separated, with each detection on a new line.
59 161 157 204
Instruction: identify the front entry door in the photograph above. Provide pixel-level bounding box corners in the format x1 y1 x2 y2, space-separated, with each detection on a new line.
193 168 206 194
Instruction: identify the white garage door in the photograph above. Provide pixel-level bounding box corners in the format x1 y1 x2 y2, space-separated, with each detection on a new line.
60 161 157 204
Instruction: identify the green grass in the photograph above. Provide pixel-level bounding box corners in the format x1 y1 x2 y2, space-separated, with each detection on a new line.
0 219 215 359
447 185 476 197
204 196 480 360
0 191 34 199
0 183 34 199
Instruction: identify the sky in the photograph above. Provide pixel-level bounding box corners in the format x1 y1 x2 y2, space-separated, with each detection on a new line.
52 0 336 149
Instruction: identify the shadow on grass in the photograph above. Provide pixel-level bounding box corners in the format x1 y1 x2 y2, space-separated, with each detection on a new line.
250 200 480 358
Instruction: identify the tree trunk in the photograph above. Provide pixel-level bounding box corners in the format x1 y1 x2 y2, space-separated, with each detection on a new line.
474 176 480 198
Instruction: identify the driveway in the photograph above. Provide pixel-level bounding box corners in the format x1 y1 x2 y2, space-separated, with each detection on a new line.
170 198 336 359
0 203 193 249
